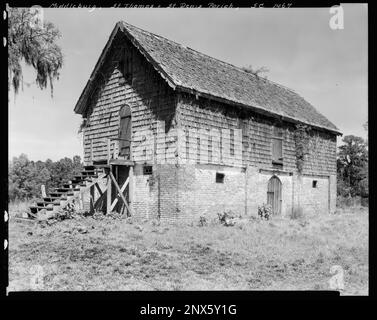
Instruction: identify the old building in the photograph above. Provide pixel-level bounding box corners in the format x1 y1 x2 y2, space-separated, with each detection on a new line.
74 21 341 220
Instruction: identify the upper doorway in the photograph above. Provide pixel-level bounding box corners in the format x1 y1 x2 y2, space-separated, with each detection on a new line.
119 104 131 159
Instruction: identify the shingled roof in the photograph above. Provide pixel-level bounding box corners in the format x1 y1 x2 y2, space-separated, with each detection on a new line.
74 21 340 134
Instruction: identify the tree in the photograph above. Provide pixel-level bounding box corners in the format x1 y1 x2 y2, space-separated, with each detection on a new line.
337 135 368 197
8 6 63 96
8 154 83 201
8 154 50 200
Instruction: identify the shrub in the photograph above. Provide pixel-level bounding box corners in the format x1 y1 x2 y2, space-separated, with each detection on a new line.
56 202 76 220
217 210 236 226
258 204 272 220
198 216 207 227
361 197 369 207
337 196 365 209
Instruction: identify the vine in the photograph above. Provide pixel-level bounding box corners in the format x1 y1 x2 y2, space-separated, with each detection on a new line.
294 124 311 174
78 118 87 134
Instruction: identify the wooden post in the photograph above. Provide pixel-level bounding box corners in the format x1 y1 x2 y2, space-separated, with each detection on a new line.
106 168 112 215
94 182 103 196
129 129 134 215
41 185 46 198
129 166 134 214
113 140 119 159
107 138 111 164
79 192 84 210
90 139 92 163
90 185 95 214
244 166 248 216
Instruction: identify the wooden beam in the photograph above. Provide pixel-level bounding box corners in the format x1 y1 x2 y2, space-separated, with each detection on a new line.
107 138 111 164
79 192 84 210
28 211 38 219
90 139 93 163
90 185 95 214
129 166 134 213
41 185 46 198
110 177 129 211
15 217 38 223
78 173 106 192
109 159 135 166
109 171 132 216
106 171 112 215
94 182 103 196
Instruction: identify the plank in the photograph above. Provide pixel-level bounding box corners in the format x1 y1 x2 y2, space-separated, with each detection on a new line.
107 175 112 214
94 182 103 196
41 185 46 198
109 171 132 216
110 177 129 211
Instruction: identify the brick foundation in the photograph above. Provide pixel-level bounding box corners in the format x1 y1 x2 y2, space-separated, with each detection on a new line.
128 163 336 221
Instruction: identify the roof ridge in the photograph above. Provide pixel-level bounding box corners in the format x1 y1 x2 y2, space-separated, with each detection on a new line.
121 21 297 94
121 21 190 49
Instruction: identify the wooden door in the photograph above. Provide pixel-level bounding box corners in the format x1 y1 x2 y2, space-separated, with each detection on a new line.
119 104 131 159
114 165 130 213
267 176 282 215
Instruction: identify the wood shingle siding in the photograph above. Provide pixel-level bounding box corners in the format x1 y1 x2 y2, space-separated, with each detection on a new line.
82 34 177 164
177 93 336 176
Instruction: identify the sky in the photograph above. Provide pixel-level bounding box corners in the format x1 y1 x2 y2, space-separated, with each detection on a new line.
8 5 368 162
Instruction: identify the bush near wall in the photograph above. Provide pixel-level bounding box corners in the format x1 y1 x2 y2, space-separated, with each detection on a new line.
337 195 368 208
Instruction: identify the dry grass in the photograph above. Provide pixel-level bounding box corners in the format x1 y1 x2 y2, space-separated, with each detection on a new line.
8 200 31 216
8 202 368 294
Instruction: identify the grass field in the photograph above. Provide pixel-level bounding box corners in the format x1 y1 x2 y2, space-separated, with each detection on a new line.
8 202 368 294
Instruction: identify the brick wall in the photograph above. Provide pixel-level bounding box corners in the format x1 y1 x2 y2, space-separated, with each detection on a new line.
132 164 158 220
128 163 336 220
297 175 330 215
176 164 246 220
132 163 180 221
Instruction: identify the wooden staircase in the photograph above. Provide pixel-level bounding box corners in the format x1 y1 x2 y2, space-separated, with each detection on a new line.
28 165 104 219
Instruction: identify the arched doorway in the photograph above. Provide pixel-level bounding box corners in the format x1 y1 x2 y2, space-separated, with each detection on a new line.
267 176 282 215
119 104 131 159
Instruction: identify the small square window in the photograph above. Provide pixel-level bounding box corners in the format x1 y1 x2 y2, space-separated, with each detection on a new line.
312 180 317 188
143 166 153 175
216 173 225 183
